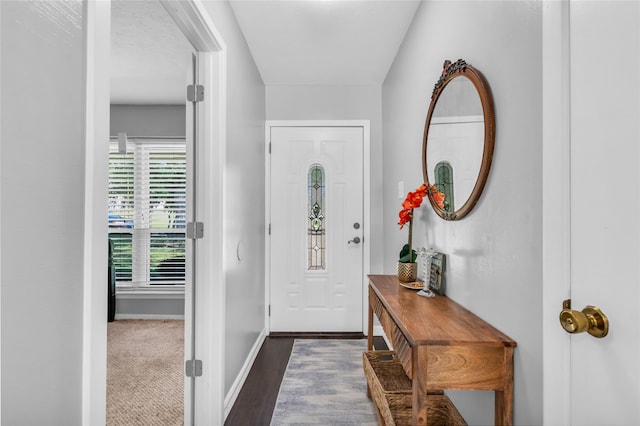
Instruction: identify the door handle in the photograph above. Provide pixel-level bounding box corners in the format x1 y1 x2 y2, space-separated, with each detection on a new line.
559 302 609 338
348 236 361 244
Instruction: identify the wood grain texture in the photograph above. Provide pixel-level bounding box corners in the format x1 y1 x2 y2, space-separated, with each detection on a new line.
413 345 428 426
373 290 414 379
495 346 515 426
368 275 516 426
224 337 294 426
422 346 505 390
369 275 516 347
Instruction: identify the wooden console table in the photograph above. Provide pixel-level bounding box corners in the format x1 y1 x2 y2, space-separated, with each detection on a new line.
367 275 516 425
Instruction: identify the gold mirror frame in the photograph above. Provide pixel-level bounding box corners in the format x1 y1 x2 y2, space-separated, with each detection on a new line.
422 59 495 220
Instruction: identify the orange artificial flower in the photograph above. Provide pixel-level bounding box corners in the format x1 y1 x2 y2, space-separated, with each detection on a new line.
398 183 446 263
398 209 412 228
430 187 446 209
406 191 424 209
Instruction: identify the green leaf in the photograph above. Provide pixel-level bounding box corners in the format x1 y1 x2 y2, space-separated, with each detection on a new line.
399 244 417 263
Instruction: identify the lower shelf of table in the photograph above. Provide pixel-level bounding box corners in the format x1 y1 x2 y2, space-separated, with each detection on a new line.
363 350 467 426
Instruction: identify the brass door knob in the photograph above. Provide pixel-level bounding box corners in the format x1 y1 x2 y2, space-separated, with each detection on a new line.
559 305 608 338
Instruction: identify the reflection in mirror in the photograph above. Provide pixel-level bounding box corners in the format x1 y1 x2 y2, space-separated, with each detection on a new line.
434 161 454 212
422 60 495 220
427 76 484 213
433 76 483 118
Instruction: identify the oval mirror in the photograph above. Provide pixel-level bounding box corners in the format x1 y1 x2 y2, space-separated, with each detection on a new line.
422 59 495 220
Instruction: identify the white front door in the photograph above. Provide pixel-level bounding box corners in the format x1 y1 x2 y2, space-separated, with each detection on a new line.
544 2 640 424
269 126 364 332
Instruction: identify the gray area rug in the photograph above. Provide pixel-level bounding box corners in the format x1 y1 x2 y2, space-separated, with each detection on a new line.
270 339 378 425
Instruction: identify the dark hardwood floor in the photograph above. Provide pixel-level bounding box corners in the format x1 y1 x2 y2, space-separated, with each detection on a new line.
224 335 388 426
225 337 294 426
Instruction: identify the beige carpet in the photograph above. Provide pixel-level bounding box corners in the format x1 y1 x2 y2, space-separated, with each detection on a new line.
107 319 184 426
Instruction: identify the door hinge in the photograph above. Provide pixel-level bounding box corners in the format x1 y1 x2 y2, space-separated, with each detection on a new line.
185 359 203 377
268 305 271 316
186 221 204 239
268 224 271 235
187 84 204 102
269 142 271 154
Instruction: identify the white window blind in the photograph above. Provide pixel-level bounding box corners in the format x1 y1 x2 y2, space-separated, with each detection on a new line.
108 139 186 287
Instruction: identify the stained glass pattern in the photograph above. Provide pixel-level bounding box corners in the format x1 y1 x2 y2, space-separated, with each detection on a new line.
435 161 454 212
308 164 326 270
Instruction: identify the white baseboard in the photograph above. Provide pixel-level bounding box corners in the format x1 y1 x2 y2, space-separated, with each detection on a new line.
113 314 185 320
223 328 267 419
116 290 185 299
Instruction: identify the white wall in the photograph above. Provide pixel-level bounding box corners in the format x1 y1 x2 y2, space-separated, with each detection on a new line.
201 1 267 397
383 2 542 425
2 1 265 418
266 85 384 272
1 1 86 423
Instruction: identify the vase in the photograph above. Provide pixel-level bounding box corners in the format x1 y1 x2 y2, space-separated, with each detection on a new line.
397 262 418 282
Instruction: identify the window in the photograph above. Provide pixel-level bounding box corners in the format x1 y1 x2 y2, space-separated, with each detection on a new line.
307 164 326 270
434 161 454 212
108 139 186 288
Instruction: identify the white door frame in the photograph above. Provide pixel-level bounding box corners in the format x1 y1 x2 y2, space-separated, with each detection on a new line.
264 120 371 334
82 2 111 424
542 1 571 424
84 1 227 424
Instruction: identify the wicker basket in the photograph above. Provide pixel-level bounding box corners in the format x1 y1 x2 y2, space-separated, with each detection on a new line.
363 351 467 426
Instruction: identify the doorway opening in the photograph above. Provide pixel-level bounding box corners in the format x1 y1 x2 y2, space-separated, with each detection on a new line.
107 0 192 423
86 1 227 424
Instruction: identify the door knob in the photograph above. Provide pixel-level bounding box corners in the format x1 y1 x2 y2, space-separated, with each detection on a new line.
348 236 361 244
559 304 609 338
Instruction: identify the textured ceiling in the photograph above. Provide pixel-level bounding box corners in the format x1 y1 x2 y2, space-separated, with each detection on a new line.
110 0 420 104
110 0 193 104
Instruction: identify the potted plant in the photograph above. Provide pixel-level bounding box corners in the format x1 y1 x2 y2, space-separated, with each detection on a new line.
397 183 445 282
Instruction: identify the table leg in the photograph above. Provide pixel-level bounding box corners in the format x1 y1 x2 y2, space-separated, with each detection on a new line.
495 347 514 425
367 291 373 398
367 297 373 351
412 346 428 426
